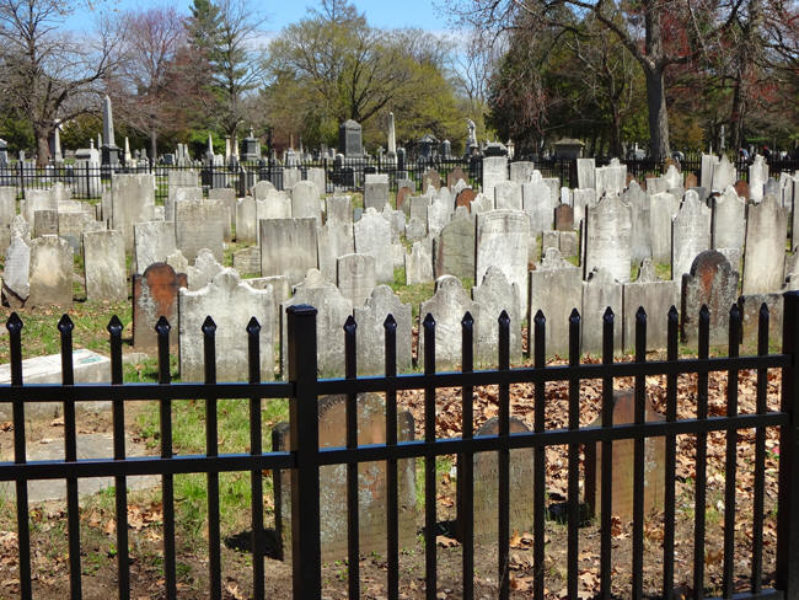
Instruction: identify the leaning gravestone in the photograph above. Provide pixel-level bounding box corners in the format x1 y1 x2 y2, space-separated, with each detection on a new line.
529 248 583 357
260 218 318 286
273 393 416 561
681 250 739 347
2 236 30 308
179 269 274 382
584 389 665 520
742 194 786 295
459 417 534 543
621 259 679 352
581 268 623 355
353 285 413 375
83 230 126 302
354 208 394 282
672 191 711 280
583 194 632 283
337 253 376 308
28 235 72 308
418 275 479 371
475 210 531 308
472 266 522 366
134 221 177 274
132 263 187 353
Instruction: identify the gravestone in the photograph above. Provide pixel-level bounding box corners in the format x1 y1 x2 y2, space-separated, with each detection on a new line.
434 208 474 280
405 241 434 285
738 293 783 349
494 180 523 211
208 187 235 242
475 210 531 309
418 275 479 371
175 199 225 263
681 250 739 347
472 266 522 366
83 230 126 302
749 155 769 202
555 204 574 231
260 218 318 286
281 269 353 377
711 187 745 251
273 393 415 560
523 178 555 233
529 248 583 357
455 188 476 212
584 389 665 520
581 268 622 355
326 195 352 224
132 263 187 352
509 161 535 183
364 173 390 210
0 187 15 254
672 191 711 280
711 155 736 192
354 208 394 282
232 246 261 275
572 188 596 228
252 179 275 200
235 197 257 243
422 169 441 191
621 259 679 352
462 417 534 543
623 181 651 264
595 159 626 197
482 156 508 200
187 248 224 290
447 167 468 189
108 174 156 252
317 221 355 282
134 221 177 274
179 269 274 381
576 158 596 190
584 194 632 283
166 249 189 274
337 253 376 307
354 285 413 375
409 196 430 222
339 120 363 156
649 192 679 264
405 217 427 242
165 185 202 223
426 198 452 237
306 167 326 195
259 190 292 223
396 187 412 213
742 194 786 295
2 236 30 308
734 180 750 201
33 210 58 237
291 180 322 225
28 235 72 308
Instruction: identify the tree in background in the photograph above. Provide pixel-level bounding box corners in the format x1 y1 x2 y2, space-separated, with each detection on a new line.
0 0 118 165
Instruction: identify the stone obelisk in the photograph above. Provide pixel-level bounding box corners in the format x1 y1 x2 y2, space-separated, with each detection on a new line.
101 95 120 166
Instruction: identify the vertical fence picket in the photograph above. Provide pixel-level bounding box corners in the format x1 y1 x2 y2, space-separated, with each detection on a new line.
751 304 769 594
693 305 711 599
632 308 646 600
107 316 130 600
533 310 546 600
663 306 679 599
422 313 437 600
600 307 615 600
155 316 177 600
343 316 360 600
723 305 741 597
59 315 82 599
246 317 265 600
460 312 474 600
287 305 321 599
567 308 581 600
202 316 221 600
7 314 31 600
497 311 511 600
384 315 399 600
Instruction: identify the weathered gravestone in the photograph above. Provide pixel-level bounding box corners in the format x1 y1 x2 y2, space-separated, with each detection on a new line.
317 221 355 282
232 246 261 275
353 285 413 375
583 195 632 283
738 293 783 349
742 194 786 295
523 177 555 234
734 180 750 201
134 221 177 274
681 250 739 347
476 210 531 309
187 248 224 290
447 167 468 189
422 169 441 191
529 248 582 357
0 187 15 255
273 393 416 560
455 188 476 212
623 181 651 264
482 156 508 200
326 195 352 224
711 187 745 251
458 417 534 543
649 192 679 264
83 230 126 302
107 174 156 252
749 155 769 202
494 180 522 211
581 268 622 355
28 235 73 308
555 204 574 231
509 161 535 183
337 253 376 307
405 241 434 285
291 180 322 225
434 208 474 280
175 199 226 264
2 236 30 308
418 275 479 371
364 173 390 210
621 259 679 352
58 212 103 252
260 218 318 286
396 187 412 213
235 197 257 244
33 210 58 237
672 191 711 280
132 263 187 352
354 208 394 283
472 266 522 366
179 269 274 382
576 158 596 190
584 389 665 520
208 187 235 242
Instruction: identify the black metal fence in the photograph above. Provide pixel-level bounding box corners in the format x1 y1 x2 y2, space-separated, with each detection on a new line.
2 291 799 599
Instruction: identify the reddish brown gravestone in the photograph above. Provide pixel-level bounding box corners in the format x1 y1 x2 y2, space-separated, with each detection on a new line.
396 186 411 211
422 169 441 191
554 203 574 231
685 172 698 189
455 188 476 212
447 167 468 189
584 389 665 520
132 263 187 352
458 416 534 543
273 393 416 561
734 180 750 200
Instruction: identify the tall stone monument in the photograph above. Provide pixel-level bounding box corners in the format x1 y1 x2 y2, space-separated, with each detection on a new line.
101 95 120 166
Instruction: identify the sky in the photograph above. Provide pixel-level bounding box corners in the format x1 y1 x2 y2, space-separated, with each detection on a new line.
69 0 449 34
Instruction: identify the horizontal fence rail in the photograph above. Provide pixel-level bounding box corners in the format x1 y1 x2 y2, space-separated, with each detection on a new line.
1 292 799 599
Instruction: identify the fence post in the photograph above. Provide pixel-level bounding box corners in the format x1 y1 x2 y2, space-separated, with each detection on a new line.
778 290 799 595
287 305 321 600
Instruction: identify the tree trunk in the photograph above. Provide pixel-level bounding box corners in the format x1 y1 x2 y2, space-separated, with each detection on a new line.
610 106 623 158
150 129 158 165
645 66 670 161
35 127 51 167
730 73 745 152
